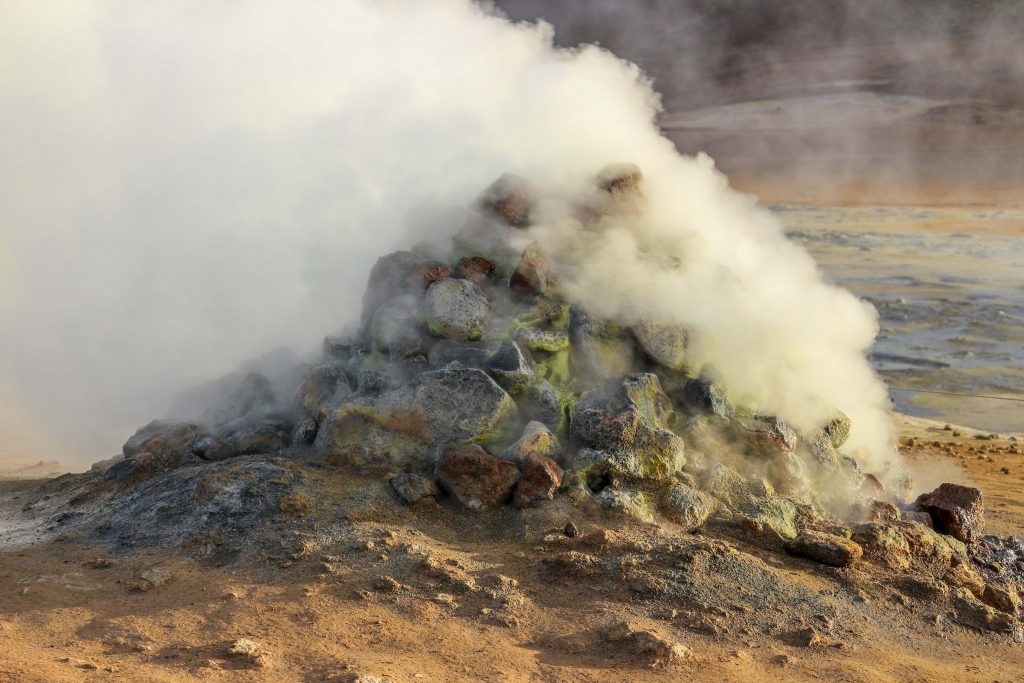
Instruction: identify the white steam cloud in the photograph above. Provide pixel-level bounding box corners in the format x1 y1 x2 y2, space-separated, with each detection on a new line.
0 0 896 478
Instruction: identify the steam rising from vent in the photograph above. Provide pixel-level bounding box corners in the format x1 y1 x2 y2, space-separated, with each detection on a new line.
0 0 894 478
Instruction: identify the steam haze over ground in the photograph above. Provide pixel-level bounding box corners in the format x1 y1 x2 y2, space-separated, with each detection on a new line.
6 0 1018 479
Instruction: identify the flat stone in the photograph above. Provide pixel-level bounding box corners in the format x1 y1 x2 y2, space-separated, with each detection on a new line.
786 530 863 567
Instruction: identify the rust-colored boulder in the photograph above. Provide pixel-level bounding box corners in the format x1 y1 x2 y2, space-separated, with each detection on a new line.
915 483 984 543
513 452 563 508
452 256 496 284
435 444 520 510
510 241 548 296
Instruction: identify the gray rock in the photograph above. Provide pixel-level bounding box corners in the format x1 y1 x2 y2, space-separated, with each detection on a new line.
424 278 489 341
568 305 638 379
485 341 534 393
226 417 292 456
292 417 319 445
191 435 236 461
672 378 733 418
427 339 499 369
522 380 570 434
435 444 520 510
632 318 688 370
390 473 441 505
368 294 423 360
292 364 350 422
664 485 718 530
360 250 449 328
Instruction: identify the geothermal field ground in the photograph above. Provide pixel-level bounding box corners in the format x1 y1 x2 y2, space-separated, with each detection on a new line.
2 2 1024 682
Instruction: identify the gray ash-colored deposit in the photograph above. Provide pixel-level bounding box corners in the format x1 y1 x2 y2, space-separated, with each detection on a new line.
5 168 1022 650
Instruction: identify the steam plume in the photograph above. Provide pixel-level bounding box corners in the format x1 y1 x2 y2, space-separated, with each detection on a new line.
0 0 895 480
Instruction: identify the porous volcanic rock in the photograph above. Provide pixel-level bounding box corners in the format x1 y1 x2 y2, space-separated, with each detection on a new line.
436 444 520 510
915 483 984 543
663 484 718 530
424 277 490 341
503 421 561 463
632 318 688 370
513 452 563 509
478 173 531 227
452 255 496 283
369 294 423 360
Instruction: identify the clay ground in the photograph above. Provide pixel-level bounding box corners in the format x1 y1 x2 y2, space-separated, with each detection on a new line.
0 416 1022 683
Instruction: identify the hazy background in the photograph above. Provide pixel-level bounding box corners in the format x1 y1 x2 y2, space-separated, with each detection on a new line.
499 0 1024 205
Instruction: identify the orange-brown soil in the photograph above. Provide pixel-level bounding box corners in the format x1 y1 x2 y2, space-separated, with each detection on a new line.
1 416 1022 683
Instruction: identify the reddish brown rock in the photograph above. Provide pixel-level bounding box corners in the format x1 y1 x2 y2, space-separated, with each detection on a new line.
435 444 520 510
513 452 564 508
452 256 496 284
510 242 548 296
478 174 531 226
915 483 984 543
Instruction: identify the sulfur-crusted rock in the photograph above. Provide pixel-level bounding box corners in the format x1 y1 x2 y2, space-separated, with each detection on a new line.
943 560 986 598
632 318 688 370
915 483 984 543
513 452 563 508
424 277 490 341
823 412 853 449
592 488 657 524
568 305 638 380
851 522 912 569
663 485 717 531
571 374 685 482
503 421 561 462
436 444 520 510
596 163 644 196
735 415 798 457
369 294 423 360
786 530 863 567
513 326 569 353
315 366 516 472
390 473 441 505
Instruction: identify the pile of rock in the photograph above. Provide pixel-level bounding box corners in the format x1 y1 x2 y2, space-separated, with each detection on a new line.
100 166 1022 639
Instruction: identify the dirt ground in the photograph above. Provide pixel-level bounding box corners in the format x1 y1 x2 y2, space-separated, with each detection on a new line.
1 415 1022 683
